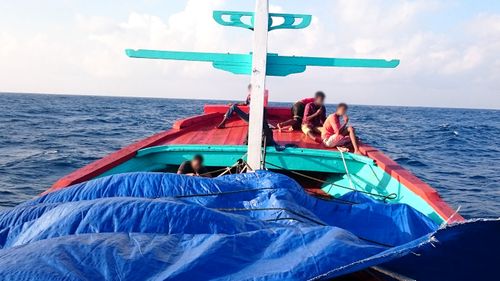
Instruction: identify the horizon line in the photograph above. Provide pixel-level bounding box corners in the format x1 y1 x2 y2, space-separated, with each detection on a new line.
1 91 498 111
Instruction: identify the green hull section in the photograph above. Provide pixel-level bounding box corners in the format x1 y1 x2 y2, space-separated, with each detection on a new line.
99 144 444 224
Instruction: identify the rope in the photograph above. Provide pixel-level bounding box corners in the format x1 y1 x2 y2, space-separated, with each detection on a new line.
337 147 357 191
175 187 278 198
199 166 233 177
216 207 327 226
171 173 395 249
217 207 394 248
264 161 397 202
198 152 249 177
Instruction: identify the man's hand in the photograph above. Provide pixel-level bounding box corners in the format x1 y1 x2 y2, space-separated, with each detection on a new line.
312 107 323 117
343 115 349 124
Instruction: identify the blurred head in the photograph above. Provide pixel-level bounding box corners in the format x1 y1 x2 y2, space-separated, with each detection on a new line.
314 91 325 105
192 154 204 170
336 103 348 115
247 84 252 93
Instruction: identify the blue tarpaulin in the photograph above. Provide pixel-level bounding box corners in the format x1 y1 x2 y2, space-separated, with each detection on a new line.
0 171 496 280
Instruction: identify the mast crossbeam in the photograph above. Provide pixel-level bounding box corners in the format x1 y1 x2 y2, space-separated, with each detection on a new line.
213 11 312 31
125 49 400 76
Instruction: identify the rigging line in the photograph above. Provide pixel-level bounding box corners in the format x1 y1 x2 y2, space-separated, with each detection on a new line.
199 166 234 177
174 187 278 198
199 152 249 177
215 207 327 226
175 189 394 248
314 194 356 205
337 147 357 191
217 207 395 248
175 184 355 205
217 167 233 177
264 161 397 201
264 217 306 223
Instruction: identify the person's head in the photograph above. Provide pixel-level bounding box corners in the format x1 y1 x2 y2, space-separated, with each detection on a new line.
336 103 348 115
192 154 204 170
314 91 325 105
247 84 252 93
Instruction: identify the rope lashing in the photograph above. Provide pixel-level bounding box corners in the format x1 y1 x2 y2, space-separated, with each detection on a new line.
264 161 397 202
199 152 249 177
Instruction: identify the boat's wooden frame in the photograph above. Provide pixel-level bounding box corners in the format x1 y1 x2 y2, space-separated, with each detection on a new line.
48 105 464 225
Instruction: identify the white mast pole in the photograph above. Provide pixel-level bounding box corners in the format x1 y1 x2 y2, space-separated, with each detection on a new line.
247 0 269 170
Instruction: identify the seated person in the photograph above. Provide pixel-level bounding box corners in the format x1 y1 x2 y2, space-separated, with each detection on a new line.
301 91 326 142
277 96 316 132
217 84 252 129
177 154 211 177
322 103 360 154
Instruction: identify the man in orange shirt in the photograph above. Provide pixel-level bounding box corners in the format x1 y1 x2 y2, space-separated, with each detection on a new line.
322 103 360 154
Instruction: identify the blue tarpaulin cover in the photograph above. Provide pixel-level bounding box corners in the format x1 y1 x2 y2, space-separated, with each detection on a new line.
0 171 495 280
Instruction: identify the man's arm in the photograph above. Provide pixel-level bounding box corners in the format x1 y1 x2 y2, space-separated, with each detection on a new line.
177 161 187 174
339 115 349 132
237 94 251 106
320 106 326 125
303 104 321 122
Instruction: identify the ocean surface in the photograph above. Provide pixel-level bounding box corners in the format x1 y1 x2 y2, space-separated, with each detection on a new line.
0 93 498 218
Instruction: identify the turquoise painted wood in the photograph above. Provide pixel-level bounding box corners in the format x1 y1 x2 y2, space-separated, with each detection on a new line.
96 144 444 224
213 11 312 31
126 49 400 76
323 169 444 223
213 11 254 30
268 13 312 31
100 145 374 176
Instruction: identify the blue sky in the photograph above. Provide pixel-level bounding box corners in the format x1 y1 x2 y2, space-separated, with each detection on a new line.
1 0 499 109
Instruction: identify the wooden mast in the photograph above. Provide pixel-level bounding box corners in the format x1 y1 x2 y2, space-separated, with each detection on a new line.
247 0 269 170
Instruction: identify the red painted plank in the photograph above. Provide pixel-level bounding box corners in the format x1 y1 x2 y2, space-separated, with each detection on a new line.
173 112 222 129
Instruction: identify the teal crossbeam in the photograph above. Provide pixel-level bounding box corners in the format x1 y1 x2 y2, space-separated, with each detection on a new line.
213 11 312 31
126 49 252 75
125 49 400 77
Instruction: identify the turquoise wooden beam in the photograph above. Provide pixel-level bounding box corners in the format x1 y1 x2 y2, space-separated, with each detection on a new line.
213 11 312 31
125 49 400 76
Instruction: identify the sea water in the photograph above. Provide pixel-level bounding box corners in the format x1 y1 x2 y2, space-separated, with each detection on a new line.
0 93 498 218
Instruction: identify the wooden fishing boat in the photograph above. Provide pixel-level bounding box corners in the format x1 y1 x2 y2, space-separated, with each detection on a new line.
5 1 495 280
48 104 463 226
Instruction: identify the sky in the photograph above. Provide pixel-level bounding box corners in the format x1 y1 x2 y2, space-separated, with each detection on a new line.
0 0 499 109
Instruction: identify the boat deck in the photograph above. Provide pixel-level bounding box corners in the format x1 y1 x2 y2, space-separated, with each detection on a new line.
157 105 324 149
49 104 463 223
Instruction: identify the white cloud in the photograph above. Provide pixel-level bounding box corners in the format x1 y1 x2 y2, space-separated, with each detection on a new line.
0 0 499 108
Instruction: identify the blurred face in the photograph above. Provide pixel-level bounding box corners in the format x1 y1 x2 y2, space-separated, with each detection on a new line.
192 159 202 170
336 106 347 116
315 96 325 106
